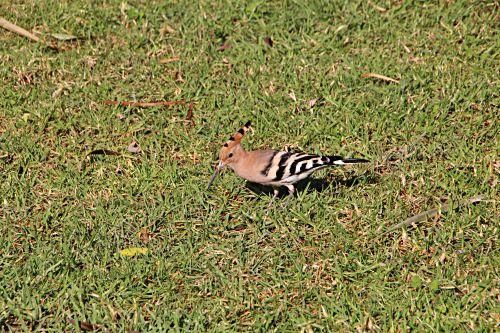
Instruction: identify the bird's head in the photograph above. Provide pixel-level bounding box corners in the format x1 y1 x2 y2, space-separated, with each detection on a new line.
207 121 251 189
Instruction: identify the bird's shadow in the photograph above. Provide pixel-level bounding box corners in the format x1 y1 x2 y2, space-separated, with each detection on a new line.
245 172 379 199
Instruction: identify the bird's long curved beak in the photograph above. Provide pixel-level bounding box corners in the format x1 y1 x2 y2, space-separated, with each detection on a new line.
207 161 223 189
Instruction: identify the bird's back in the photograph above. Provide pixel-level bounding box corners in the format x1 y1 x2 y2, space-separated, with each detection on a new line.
232 150 338 186
260 151 331 186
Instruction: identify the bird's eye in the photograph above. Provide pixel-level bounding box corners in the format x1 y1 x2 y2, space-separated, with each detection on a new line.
228 153 233 158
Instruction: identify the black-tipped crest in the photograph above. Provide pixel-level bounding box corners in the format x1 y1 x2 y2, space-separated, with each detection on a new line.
226 120 252 144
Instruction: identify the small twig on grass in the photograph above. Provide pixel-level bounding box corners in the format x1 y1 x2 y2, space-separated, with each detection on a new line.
186 102 195 126
103 100 186 108
368 0 387 13
361 72 399 84
0 17 57 49
159 56 180 64
381 195 485 236
104 99 196 127
0 17 40 42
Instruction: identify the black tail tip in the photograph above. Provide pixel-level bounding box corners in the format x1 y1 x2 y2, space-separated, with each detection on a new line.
244 121 252 128
343 158 369 164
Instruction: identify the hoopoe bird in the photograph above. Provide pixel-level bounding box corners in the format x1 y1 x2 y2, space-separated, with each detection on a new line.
208 121 369 199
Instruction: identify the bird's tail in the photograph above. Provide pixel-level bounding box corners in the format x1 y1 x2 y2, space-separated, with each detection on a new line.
328 156 369 165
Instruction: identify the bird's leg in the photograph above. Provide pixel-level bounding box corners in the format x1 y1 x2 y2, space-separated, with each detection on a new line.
267 187 280 208
264 187 280 216
282 184 295 207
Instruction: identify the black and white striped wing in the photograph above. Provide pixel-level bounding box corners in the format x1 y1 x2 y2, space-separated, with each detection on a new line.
260 152 342 185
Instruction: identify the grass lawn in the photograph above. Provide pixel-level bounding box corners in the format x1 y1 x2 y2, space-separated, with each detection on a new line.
0 0 498 331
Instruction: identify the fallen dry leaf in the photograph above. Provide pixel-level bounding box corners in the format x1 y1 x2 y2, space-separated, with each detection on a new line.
308 99 317 108
119 247 148 257
50 32 77 41
361 72 400 83
127 141 142 154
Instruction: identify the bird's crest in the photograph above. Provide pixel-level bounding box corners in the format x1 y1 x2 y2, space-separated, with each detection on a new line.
223 121 251 147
